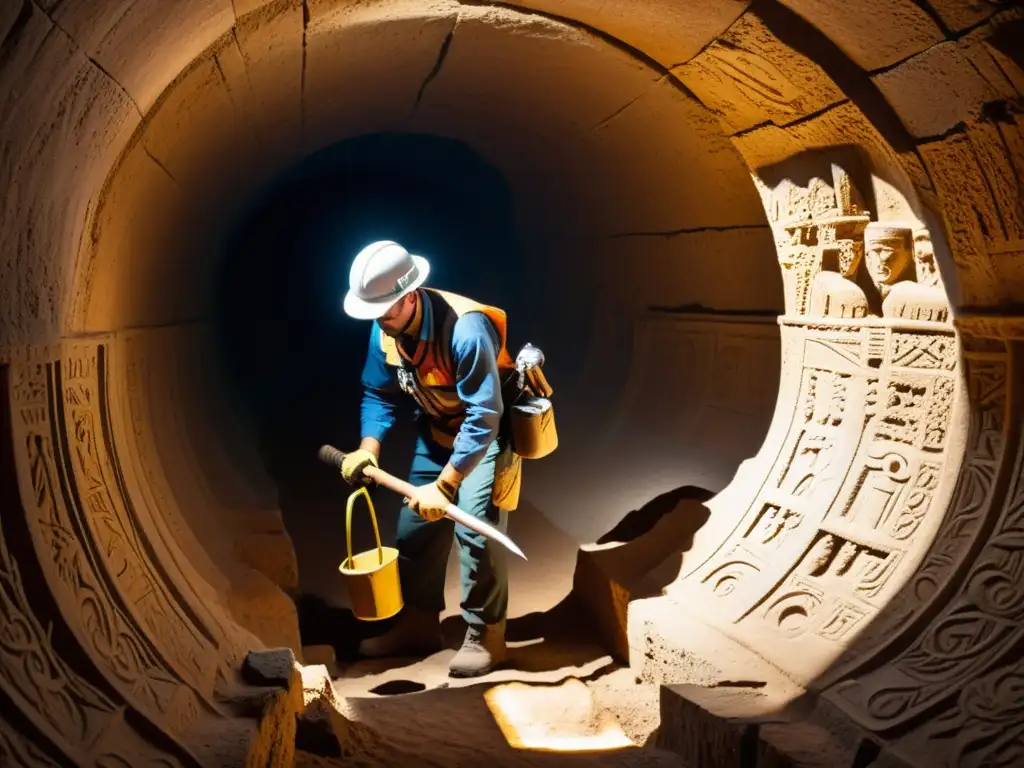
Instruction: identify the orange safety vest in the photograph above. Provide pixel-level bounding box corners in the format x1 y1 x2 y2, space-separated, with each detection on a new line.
379 288 516 448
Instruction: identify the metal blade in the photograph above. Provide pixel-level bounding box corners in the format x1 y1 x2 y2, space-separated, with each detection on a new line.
444 506 527 561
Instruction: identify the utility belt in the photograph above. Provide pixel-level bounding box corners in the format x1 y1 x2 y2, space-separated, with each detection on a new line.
395 343 558 461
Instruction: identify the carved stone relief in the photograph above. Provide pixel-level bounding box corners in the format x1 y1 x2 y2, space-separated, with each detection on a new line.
59 342 223 701
826 364 1023 733
7 345 214 745
767 166 951 325
675 158 966 689
899 659 1024 768
820 345 1007 692
3 355 195 766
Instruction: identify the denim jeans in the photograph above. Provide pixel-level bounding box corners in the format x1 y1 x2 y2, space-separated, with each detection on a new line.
396 435 508 626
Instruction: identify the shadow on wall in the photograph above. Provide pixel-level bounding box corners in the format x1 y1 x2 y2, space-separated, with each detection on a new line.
597 485 714 547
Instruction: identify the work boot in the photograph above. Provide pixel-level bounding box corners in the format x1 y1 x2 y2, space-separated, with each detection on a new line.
357 607 443 658
449 619 507 678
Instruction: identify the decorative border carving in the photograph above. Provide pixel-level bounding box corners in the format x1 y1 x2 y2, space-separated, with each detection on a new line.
60 342 221 696
9 346 207 743
679 317 962 684
3 359 194 767
956 315 1024 341
826 344 1020 733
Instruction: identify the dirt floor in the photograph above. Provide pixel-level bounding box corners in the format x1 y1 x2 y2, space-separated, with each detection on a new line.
308 506 685 766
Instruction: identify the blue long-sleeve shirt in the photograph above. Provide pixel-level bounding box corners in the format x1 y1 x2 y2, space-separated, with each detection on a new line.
360 311 504 476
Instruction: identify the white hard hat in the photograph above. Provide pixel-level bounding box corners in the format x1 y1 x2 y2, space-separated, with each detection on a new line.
343 240 431 320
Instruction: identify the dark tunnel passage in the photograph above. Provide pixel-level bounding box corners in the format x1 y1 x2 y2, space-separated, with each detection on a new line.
2 1 1022 766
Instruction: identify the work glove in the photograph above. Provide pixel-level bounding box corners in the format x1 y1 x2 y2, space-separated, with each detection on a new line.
341 449 378 487
407 480 456 523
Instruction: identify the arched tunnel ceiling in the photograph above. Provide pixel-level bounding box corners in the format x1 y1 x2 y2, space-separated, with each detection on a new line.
71 0 775 332
2 1 1024 767
2 0 1022 342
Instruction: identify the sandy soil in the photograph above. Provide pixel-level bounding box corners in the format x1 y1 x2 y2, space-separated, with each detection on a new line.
316 506 685 766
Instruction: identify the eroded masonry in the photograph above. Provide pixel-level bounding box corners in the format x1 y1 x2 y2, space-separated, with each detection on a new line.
1 0 1022 766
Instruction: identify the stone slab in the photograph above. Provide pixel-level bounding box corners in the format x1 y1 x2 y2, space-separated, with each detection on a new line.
503 0 750 69
873 39 1015 138
657 683 786 766
924 0 1005 32
242 647 296 688
779 0 943 71
50 0 235 112
302 646 338 678
674 11 846 134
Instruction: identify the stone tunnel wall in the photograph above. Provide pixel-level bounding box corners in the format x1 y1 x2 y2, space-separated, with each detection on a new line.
2 0 1023 766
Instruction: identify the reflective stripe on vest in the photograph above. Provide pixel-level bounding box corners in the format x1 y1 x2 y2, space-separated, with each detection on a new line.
379 289 515 447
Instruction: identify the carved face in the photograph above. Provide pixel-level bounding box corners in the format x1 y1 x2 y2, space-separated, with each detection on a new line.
865 231 913 289
914 232 939 287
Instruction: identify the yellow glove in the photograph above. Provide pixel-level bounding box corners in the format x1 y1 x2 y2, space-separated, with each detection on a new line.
341 449 378 487
407 480 456 522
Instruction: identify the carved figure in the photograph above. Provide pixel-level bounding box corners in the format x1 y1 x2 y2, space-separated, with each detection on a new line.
809 215 871 319
864 223 914 300
881 228 950 322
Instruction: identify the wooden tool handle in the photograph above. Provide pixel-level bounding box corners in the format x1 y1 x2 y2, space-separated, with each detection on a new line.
317 444 526 559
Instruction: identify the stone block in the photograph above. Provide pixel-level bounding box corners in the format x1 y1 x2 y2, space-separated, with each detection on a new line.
296 664 348 757
779 0 943 71
657 683 786 765
919 127 1021 305
571 544 634 662
242 647 296 688
924 0 1005 32
675 11 846 134
302 646 338 678
231 0 304 163
140 54 251 191
873 39 1015 138
195 661 302 767
571 497 714 661
759 721 861 767
49 0 235 112
0 3 139 342
503 0 749 69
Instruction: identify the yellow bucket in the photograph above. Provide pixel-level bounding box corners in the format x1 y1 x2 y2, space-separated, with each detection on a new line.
338 487 403 621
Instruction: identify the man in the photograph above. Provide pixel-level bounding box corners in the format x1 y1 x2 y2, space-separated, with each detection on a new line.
339 240 522 678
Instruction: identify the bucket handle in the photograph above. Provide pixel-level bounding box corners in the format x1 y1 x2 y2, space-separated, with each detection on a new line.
345 487 384 569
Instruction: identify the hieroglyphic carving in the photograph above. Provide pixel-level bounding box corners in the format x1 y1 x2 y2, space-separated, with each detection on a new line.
839 440 912 531
889 332 957 370
747 529 898 644
778 221 823 315
60 342 220 702
9 349 203 740
685 313 961 687
827 350 1018 730
891 463 941 541
701 546 763 598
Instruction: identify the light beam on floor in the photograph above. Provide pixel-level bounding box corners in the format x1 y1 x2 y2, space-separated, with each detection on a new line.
483 678 634 753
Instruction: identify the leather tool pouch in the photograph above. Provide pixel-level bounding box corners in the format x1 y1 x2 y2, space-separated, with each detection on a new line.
508 344 559 460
